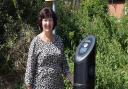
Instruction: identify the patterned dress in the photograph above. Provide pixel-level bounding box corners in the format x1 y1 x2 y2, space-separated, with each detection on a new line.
25 35 70 89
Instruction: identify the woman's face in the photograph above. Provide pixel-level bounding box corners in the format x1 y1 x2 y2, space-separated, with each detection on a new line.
42 17 54 32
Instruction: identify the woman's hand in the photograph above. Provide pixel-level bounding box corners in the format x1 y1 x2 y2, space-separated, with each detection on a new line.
66 73 74 86
26 86 32 89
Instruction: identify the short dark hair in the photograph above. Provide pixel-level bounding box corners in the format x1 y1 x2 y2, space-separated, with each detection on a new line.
37 7 57 31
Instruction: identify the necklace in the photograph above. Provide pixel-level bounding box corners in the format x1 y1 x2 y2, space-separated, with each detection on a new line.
39 32 55 43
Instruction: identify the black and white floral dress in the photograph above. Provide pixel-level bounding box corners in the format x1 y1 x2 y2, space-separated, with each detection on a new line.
24 35 70 89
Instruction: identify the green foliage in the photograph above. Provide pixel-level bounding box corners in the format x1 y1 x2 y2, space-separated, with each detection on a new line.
0 0 38 88
56 0 128 89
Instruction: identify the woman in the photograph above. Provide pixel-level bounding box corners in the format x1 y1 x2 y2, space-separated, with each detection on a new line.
24 7 73 89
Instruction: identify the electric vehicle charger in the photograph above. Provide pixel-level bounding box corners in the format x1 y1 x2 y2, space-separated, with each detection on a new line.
73 35 96 89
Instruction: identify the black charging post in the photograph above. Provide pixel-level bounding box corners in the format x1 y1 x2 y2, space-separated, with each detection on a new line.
74 35 96 89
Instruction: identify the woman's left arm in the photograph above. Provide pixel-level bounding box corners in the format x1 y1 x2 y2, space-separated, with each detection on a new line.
61 52 74 85
61 45 74 85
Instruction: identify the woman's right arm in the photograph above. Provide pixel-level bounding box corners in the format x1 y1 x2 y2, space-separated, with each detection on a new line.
25 38 37 88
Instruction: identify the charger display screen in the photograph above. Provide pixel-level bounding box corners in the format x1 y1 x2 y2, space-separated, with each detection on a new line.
79 42 88 55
